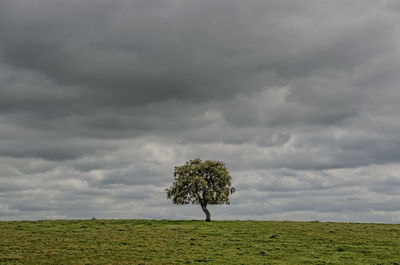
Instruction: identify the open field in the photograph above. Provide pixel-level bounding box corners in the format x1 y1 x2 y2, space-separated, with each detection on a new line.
1 219 400 264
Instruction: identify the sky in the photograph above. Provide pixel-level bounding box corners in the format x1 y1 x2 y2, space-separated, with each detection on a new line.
1 0 400 222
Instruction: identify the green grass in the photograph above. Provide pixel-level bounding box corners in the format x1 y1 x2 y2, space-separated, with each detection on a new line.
1 220 400 264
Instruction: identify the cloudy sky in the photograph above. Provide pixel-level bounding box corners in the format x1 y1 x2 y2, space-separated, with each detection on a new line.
1 0 400 222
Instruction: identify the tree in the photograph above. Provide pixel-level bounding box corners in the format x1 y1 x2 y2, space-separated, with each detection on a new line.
166 158 235 222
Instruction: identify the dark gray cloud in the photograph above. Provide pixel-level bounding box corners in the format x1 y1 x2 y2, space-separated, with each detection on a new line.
1 0 400 222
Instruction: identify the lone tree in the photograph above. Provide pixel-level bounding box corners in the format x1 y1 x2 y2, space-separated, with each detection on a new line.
166 158 235 222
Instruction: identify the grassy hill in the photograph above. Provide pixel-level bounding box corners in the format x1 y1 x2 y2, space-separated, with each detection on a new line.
1 219 400 264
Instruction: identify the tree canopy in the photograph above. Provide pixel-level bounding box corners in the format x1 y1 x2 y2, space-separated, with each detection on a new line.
166 158 235 221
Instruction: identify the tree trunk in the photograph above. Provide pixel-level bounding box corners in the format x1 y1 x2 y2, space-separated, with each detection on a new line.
201 205 211 222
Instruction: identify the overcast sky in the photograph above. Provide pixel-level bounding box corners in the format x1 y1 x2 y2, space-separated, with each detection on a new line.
1 0 400 222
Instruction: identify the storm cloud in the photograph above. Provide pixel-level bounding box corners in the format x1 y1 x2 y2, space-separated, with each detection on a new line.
1 0 400 222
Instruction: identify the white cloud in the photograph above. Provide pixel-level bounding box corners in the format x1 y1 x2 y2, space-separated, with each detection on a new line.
1 0 400 222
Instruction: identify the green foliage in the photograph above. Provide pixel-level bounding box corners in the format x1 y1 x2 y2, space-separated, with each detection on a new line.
1 220 400 264
166 159 235 221
166 158 235 205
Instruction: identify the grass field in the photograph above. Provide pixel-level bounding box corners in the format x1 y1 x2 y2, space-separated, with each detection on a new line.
1 219 400 264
